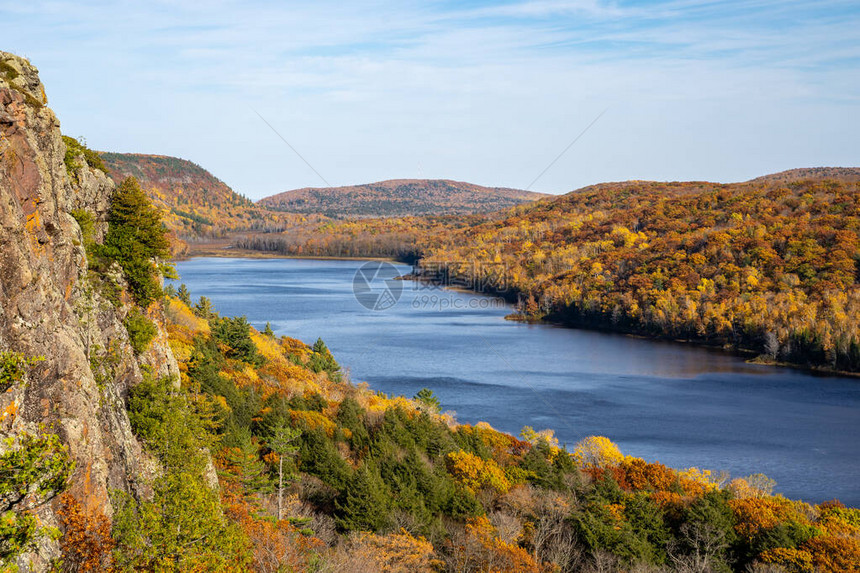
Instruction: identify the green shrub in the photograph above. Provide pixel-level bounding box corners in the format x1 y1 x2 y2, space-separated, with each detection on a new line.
289 391 327 413
0 356 73 568
127 373 215 472
125 310 157 354
0 351 43 392
23 92 44 109
211 316 262 365
186 336 263 432
0 432 74 567
70 209 95 245
61 135 107 174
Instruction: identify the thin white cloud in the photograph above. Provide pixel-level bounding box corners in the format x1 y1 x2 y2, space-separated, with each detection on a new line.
1 0 857 196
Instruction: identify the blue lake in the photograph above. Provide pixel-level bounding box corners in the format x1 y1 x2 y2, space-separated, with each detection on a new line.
173 257 860 506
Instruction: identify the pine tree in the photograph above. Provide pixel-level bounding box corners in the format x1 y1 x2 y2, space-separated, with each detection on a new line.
309 338 341 380
335 462 392 532
264 421 300 521
194 296 215 320
211 316 261 365
414 388 441 413
99 176 171 307
221 427 272 496
177 283 192 306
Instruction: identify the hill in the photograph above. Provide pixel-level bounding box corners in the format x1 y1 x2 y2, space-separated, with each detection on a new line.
3 52 859 573
239 169 860 373
748 167 860 184
257 178 548 218
100 152 307 238
415 171 860 372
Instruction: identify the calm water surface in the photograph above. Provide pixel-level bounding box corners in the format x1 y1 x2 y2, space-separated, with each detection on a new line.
173 257 860 505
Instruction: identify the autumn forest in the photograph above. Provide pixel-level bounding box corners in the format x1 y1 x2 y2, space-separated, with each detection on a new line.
231 170 860 374
3 1 859 568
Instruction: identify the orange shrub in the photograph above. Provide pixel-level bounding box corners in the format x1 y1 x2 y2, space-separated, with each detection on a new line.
220 480 322 572
803 535 860 573
447 516 549 573
729 496 810 540
759 546 814 573
676 467 718 497
351 529 442 572
620 457 676 492
58 493 115 572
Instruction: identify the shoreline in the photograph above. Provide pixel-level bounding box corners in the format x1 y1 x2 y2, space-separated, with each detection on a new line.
178 242 400 263
174 250 860 380
401 271 860 380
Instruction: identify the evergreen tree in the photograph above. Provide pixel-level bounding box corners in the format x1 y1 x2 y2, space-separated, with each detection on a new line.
221 427 272 496
211 316 262 365
264 421 300 521
118 372 248 568
414 388 441 413
335 462 392 532
309 338 341 380
177 283 192 306
112 473 249 571
298 429 352 491
336 397 370 451
99 176 171 307
194 296 215 319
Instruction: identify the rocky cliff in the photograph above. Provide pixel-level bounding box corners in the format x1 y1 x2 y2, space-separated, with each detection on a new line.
0 51 181 570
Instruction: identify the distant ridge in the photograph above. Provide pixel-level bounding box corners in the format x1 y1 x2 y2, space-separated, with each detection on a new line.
100 152 251 210
556 168 860 198
100 152 300 237
258 179 548 218
748 167 860 184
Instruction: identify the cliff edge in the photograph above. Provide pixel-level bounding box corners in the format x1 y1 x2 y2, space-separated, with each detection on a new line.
0 51 181 569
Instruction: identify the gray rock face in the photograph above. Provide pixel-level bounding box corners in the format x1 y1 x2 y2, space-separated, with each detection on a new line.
0 51 183 569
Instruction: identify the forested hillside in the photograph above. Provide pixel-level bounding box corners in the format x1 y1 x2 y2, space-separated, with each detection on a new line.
232 215 467 262
147 287 860 572
100 152 316 238
749 167 860 185
258 179 548 218
3 49 859 572
418 174 860 372
237 171 860 373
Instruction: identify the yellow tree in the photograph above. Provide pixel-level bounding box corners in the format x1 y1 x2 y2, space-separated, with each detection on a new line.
573 436 623 469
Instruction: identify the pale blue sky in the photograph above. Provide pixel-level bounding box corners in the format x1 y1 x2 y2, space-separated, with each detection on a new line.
2 0 858 198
